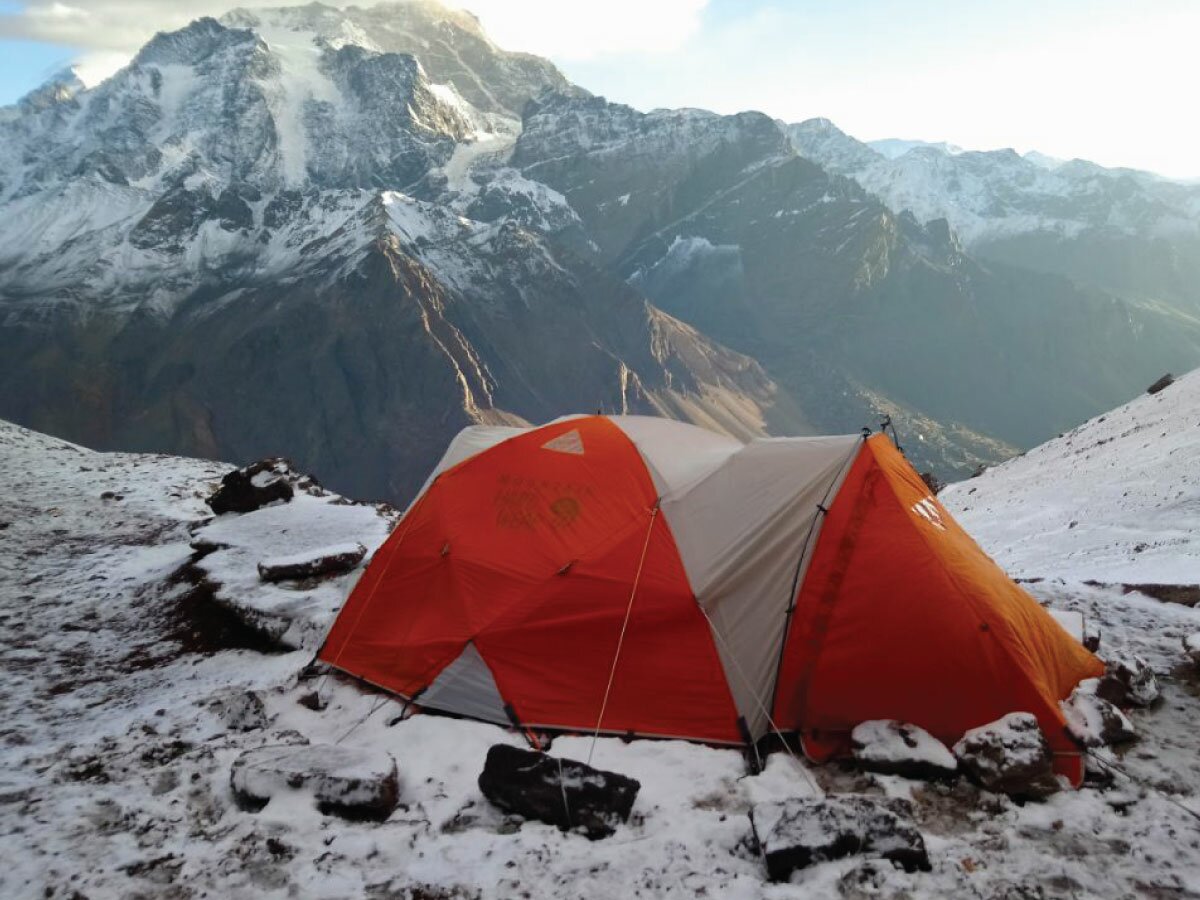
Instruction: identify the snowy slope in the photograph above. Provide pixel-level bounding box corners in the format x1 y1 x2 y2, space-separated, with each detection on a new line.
942 369 1200 584
4 417 1200 898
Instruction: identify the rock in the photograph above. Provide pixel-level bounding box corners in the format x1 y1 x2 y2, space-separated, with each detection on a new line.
952 713 1061 800
477 744 640 840
1185 633 1200 668
750 795 930 882
207 459 294 515
1096 652 1159 708
256 542 367 583
230 744 399 821
297 691 327 711
851 720 957 780
1061 679 1137 747
206 688 268 732
1147 373 1175 394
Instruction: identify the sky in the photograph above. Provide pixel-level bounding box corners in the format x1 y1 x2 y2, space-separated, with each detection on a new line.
0 0 1197 178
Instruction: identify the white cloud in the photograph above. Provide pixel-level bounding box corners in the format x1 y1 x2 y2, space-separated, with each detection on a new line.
450 0 707 60
0 0 708 58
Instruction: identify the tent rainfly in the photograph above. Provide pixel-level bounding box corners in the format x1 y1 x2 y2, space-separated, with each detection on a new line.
319 416 1104 783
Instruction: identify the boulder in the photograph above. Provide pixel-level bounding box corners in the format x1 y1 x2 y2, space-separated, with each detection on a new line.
1185 633 1200 668
257 543 367 583
477 744 640 840
851 720 957 781
1096 652 1159 708
1061 680 1136 747
952 713 1061 800
207 459 294 515
750 795 930 881
230 744 399 821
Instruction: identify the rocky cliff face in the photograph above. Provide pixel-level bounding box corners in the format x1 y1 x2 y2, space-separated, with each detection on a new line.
511 92 1200 474
1 1 1198 498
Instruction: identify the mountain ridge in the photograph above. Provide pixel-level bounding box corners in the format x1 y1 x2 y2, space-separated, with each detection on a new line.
1 0 1198 501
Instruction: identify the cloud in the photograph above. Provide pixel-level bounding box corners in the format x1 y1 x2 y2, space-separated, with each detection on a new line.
451 0 707 61
0 0 709 58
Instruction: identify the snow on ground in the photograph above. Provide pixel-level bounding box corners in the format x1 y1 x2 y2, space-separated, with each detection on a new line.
3 417 1200 898
942 368 1200 585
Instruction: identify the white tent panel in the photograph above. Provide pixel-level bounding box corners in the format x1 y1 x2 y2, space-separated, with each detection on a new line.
663 435 862 738
607 415 744 496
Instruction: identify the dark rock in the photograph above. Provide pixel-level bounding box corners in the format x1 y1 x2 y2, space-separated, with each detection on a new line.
750 795 930 881
851 720 957 780
1096 652 1159 708
477 744 640 840
918 471 943 495
1147 373 1175 394
257 543 367 583
230 744 399 821
952 713 1061 800
207 458 295 515
297 691 327 711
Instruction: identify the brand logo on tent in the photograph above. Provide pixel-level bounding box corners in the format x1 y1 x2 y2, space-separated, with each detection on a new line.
911 496 946 531
541 429 585 455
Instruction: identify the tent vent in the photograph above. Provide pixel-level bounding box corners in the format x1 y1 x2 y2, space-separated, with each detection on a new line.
542 429 585 455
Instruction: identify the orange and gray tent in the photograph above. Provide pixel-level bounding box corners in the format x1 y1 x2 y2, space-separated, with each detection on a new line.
319 416 1103 782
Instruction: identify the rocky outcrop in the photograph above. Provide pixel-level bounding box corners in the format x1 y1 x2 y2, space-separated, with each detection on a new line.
208 459 295 515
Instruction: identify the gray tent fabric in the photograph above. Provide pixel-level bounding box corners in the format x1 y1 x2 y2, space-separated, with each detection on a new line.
419 642 509 725
660 436 861 738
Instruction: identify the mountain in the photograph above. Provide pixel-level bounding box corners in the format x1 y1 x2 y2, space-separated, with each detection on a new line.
942 368 1200 587
0 4 791 503
788 118 1200 316
1 1 1199 500
512 93 1200 472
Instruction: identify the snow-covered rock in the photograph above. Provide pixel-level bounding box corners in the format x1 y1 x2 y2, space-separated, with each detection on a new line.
230 743 400 820
1185 633 1200 668
206 688 269 733
1061 680 1137 747
257 542 366 583
850 720 957 780
952 713 1061 799
1096 652 1159 708
750 795 930 881
477 745 641 840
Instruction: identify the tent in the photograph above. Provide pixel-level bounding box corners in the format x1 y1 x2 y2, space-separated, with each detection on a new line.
319 416 1103 782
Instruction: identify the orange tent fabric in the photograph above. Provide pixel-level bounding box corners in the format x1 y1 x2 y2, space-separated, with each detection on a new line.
320 417 1103 782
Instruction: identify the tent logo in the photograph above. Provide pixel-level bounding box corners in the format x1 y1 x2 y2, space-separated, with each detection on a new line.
542 429 585 455
911 496 946 531
549 495 581 525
